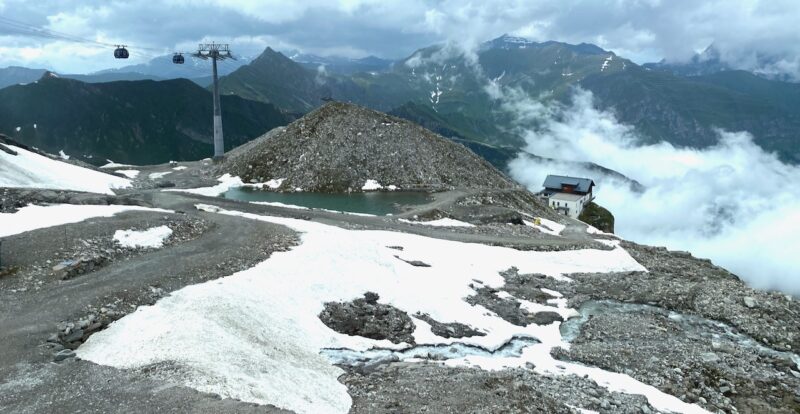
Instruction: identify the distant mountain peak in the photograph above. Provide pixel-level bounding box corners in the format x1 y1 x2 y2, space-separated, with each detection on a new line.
483 34 536 50
40 71 60 80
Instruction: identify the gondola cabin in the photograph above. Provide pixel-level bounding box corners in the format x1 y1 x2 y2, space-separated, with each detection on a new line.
114 46 129 59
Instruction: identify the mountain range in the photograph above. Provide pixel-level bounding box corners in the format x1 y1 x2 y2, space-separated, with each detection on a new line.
644 44 800 83
213 35 800 163
3 34 800 166
0 73 290 165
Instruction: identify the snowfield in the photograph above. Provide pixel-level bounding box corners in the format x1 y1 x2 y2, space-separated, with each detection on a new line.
114 226 173 249
77 205 707 414
168 174 288 196
0 144 131 194
0 205 174 238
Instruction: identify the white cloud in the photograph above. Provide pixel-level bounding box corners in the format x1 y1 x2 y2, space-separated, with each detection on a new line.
507 89 800 295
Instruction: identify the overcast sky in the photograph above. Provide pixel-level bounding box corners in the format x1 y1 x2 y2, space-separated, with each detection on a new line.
1 0 799 75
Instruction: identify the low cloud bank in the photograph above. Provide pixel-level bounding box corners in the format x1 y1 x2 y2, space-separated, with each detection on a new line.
507 90 800 295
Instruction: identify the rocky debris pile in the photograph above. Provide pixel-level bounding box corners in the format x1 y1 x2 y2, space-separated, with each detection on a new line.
220 102 519 192
319 292 416 344
466 285 563 326
341 362 657 414
552 302 800 413
52 254 109 280
0 187 149 213
569 242 800 353
499 267 565 304
413 313 485 339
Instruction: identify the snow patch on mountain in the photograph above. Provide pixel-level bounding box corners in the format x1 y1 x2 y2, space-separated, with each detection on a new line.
0 143 131 195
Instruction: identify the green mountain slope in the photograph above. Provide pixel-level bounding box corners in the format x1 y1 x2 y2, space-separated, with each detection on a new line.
217 48 329 114
0 74 291 165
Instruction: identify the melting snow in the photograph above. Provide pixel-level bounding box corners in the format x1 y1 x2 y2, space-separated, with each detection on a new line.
265 178 285 189
116 170 140 179
601 55 613 72
169 174 286 196
361 179 383 191
114 226 173 249
71 205 692 414
0 144 131 195
0 205 173 238
399 218 475 227
58 150 70 160
172 166 187 171
149 172 172 180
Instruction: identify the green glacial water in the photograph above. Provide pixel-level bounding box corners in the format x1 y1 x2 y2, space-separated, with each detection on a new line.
223 188 432 215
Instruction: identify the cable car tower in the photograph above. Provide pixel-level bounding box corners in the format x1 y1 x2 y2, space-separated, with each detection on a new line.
194 43 233 161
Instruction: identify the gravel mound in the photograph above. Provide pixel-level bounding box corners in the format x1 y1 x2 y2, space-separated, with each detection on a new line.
219 102 518 192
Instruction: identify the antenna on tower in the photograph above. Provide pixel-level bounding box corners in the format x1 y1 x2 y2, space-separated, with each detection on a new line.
194 42 234 162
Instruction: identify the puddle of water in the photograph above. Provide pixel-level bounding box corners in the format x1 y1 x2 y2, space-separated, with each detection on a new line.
561 300 800 369
224 188 432 215
321 336 539 366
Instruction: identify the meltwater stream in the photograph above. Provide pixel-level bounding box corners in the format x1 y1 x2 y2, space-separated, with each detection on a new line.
321 336 539 366
560 300 800 370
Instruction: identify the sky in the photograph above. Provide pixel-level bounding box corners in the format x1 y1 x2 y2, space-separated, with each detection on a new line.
0 0 799 74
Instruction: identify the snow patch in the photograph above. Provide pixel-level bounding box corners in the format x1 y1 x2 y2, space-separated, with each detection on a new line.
58 150 70 160
265 178 285 189
114 226 173 249
167 174 243 197
0 205 173 238
601 55 613 72
361 179 382 191
0 144 131 195
101 160 135 169
116 170 140 179
148 172 172 180
399 218 475 227
172 166 187 171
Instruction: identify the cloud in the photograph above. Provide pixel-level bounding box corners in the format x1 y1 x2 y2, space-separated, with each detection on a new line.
506 89 800 295
1 0 799 78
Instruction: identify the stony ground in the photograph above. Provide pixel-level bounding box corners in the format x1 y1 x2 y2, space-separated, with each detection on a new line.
342 362 657 414
2 176 799 413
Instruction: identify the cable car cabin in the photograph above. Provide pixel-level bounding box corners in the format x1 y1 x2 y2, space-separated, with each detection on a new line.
172 53 184 64
114 46 129 59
